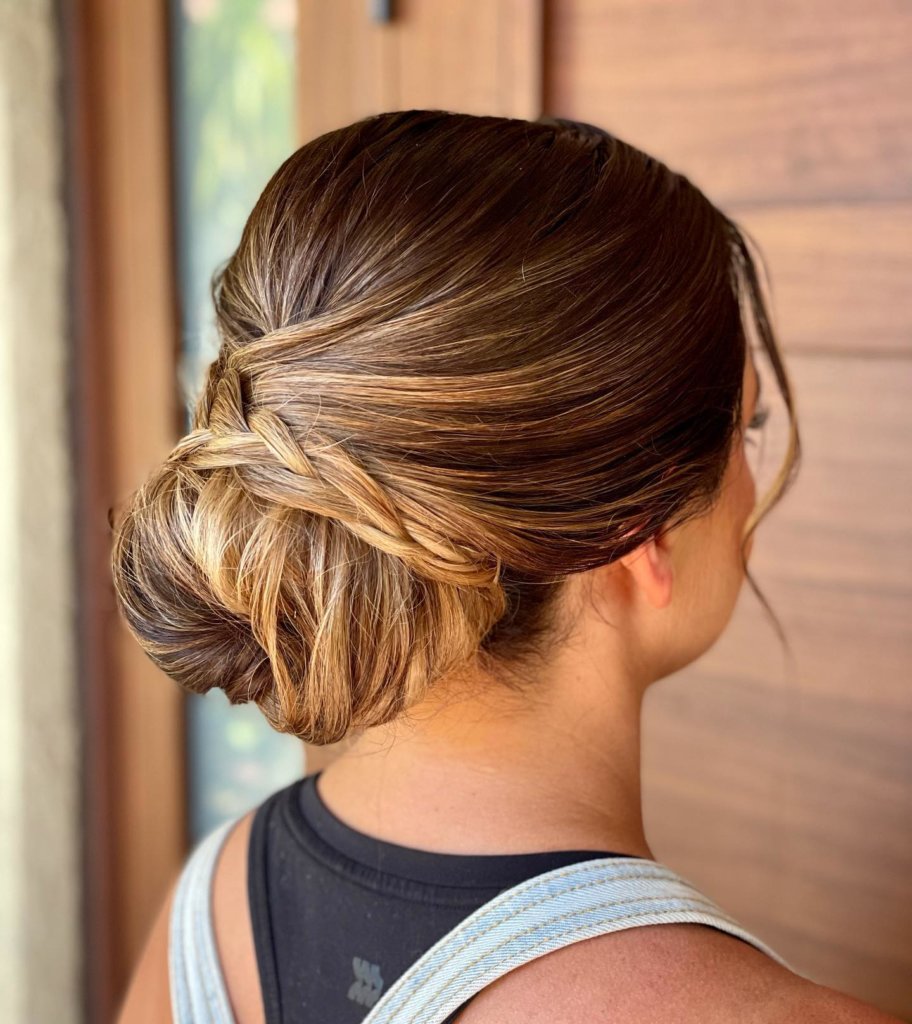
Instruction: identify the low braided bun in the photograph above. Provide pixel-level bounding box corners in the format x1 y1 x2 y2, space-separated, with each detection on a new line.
109 110 798 745
112 356 507 745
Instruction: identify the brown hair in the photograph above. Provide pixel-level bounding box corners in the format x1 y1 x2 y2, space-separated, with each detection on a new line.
110 110 800 745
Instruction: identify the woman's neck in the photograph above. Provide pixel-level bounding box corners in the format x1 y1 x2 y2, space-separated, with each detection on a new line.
313 657 655 861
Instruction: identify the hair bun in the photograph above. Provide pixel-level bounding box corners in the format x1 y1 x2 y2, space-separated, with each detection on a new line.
110 401 507 744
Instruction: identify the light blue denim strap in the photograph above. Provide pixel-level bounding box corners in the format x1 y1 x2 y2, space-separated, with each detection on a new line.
361 856 797 1024
168 815 241 1024
168 827 795 1024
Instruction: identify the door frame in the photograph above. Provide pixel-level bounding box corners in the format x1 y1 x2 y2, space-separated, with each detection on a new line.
62 1 186 1019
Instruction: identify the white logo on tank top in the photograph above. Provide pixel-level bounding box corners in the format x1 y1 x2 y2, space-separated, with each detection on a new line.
348 956 384 1007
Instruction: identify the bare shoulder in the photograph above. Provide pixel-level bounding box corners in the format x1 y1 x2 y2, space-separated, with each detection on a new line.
783 982 905 1023
451 923 903 1024
115 865 178 1024
116 808 262 1024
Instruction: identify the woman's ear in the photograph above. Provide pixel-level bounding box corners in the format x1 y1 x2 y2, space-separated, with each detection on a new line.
617 530 675 610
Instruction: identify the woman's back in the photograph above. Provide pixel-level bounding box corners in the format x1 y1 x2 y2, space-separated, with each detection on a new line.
116 769 901 1024
241 773 794 1024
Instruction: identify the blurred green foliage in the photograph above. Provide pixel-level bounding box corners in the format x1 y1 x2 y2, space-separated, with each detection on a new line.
175 0 295 375
172 0 304 842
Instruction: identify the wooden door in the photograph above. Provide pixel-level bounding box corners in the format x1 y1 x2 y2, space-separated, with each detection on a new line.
297 0 912 1014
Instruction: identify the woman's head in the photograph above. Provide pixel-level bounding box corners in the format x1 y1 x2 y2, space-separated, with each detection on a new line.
110 109 800 745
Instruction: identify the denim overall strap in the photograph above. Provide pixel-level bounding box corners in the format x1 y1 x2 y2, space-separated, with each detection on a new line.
169 823 796 1024
360 856 797 1024
168 815 241 1024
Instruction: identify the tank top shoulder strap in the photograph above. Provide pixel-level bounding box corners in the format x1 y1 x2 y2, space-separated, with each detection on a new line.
360 856 798 1024
168 814 242 1024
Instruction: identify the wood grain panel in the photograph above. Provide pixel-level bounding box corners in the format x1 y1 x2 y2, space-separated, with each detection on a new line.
297 0 397 143
393 0 543 118
297 0 543 143
753 355 912 602
546 0 912 205
643 353 912 1013
732 202 912 356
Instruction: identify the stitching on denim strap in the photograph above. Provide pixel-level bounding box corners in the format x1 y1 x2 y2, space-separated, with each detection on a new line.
365 865 709 1019
396 893 726 1022
373 882 728 1022
380 863 697 973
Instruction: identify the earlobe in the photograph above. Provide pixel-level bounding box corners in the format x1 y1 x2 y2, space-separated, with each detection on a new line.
618 532 674 610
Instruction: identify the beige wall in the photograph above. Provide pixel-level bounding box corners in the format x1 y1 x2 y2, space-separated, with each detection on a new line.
0 1 81 1021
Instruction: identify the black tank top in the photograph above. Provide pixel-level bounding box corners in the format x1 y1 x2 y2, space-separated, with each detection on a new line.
247 771 637 1024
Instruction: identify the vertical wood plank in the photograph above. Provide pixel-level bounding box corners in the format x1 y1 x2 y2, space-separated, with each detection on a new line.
545 0 912 204
297 0 543 144
64 0 186 1017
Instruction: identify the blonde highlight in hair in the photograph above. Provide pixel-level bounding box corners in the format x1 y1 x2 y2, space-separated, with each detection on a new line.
110 110 800 745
